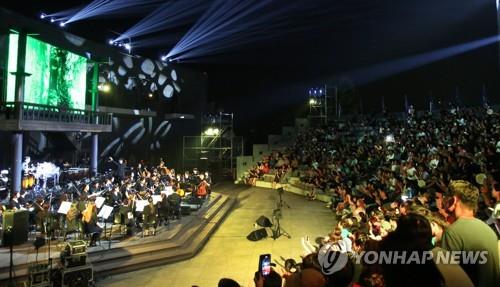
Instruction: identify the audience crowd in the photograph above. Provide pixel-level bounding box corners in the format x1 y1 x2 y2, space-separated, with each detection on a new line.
235 106 499 287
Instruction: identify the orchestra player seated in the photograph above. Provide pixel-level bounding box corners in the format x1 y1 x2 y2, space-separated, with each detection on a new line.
142 197 157 236
83 198 102 246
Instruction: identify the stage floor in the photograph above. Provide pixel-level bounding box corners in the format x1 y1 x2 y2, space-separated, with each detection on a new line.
0 193 221 270
97 185 335 287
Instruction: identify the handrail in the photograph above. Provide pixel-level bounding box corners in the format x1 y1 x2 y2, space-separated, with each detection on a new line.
1 101 112 126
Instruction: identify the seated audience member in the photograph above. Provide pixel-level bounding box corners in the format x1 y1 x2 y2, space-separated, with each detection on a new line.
218 278 240 287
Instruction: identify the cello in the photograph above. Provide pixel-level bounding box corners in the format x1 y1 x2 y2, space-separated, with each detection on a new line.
196 180 208 198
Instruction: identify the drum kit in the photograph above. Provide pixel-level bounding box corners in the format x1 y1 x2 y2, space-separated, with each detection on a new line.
22 161 60 191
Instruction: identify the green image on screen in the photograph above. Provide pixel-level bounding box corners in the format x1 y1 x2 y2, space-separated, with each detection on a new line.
6 34 87 109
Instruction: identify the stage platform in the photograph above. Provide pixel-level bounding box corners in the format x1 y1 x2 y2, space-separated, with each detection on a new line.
0 189 236 285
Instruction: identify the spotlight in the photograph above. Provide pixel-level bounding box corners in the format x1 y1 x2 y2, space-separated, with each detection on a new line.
59 22 66 27
161 55 168 61
50 18 55 23
108 39 114 45
124 43 131 52
309 98 317 105
98 83 111 93
118 43 123 47
148 92 153 98
204 127 220 136
40 13 46 19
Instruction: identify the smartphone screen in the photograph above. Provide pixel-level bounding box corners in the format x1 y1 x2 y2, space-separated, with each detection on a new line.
259 254 271 276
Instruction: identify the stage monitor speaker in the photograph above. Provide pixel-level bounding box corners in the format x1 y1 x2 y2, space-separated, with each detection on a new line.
256 215 273 228
2 209 29 246
247 228 268 241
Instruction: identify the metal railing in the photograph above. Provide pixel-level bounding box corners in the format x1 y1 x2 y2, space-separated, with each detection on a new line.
1 101 112 126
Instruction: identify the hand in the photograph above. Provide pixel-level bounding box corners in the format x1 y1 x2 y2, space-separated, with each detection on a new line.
254 272 264 287
280 267 292 279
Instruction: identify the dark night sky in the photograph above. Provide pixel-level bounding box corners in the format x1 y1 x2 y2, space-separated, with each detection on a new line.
2 0 499 142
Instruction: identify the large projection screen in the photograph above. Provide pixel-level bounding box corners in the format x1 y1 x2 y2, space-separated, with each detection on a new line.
6 34 87 109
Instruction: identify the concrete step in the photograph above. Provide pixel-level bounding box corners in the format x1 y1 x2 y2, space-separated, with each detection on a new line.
255 181 273 188
95 197 235 277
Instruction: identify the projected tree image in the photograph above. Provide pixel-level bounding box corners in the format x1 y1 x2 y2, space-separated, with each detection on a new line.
6 34 87 109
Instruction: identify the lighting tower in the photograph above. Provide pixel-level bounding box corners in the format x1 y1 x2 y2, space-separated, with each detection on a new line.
308 85 328 125
182 112 243 180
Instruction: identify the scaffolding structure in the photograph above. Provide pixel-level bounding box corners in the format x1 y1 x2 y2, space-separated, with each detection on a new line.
308 85 340 125
182 112 243 179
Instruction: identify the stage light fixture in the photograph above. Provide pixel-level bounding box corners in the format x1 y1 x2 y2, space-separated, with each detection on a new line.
108 39 114 45
98 83 111 93
204 127 220 136
161 55 168 61
309 98 317 105
124 43 131 52
148 92 153 98
50 18 55 23
40 13 46 19
60 22 66 27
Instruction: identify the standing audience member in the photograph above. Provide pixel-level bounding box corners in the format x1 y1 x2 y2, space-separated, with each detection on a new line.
440 180 499 287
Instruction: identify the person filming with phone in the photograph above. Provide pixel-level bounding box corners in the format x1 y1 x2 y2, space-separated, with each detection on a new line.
254 254 282 287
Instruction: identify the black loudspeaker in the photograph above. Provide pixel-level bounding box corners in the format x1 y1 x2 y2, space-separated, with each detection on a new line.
256 216 273 228
247 228 268 241
2 209 29 246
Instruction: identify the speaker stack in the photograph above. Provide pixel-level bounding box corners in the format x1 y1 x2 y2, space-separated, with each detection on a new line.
57 240 94 287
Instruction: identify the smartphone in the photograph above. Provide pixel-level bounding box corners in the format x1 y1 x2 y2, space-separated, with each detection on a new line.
259 254 271 277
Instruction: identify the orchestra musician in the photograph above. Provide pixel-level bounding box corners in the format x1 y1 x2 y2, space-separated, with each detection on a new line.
82 198 102 246
196 174 210 198
1 156 213 247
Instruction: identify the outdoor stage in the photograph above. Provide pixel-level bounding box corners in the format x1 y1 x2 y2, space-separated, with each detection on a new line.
0 184 243 285
98 185 335 287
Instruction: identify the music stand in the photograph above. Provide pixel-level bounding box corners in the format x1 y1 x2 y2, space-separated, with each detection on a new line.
98 205 114 249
